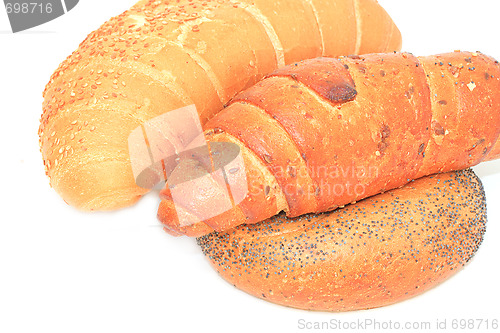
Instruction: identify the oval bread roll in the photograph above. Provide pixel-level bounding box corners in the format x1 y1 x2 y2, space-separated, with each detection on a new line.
197 169 487 311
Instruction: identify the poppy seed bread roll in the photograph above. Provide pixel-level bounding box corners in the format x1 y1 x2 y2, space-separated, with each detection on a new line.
197 169 487 311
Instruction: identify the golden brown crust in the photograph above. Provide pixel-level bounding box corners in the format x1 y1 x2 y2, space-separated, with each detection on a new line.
39 0 401 211
158 51 500 236
197 169 487 311
355 0 402 54
416 53 500 174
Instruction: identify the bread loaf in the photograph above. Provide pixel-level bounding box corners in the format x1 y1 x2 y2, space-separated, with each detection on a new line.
159 51 500 236
39 0 401 211
197 169 487 311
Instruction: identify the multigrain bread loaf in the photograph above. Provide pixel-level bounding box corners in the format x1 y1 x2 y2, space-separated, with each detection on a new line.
197 169 487 311
39 0 401 211
159 51 500 236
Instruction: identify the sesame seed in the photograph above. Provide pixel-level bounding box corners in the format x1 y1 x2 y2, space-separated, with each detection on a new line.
467 81 476 91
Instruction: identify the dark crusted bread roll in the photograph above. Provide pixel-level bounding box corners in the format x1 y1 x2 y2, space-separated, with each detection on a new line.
160 51 500 236
197 169 487 311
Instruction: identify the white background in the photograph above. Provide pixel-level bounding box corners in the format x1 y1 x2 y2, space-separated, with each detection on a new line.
1 1 499 332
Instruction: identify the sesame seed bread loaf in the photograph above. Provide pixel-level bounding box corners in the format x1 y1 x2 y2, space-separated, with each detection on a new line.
197 169 487 311
39 0 401 211
159 51 500 236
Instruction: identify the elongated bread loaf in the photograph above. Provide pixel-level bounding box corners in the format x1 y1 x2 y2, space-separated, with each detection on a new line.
159 51 500 236
39 0 401 211
197 169 487 311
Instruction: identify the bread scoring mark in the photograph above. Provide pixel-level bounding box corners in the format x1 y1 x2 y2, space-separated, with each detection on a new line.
302 0 325 55
237 2 285 67
165 41 226 103
221 100 318 214
269 58 357 104
353 0 362 54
